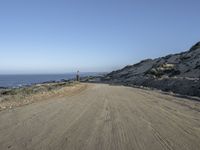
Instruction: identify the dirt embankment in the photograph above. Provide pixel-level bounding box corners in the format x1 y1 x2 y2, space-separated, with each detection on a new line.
0 82 87 111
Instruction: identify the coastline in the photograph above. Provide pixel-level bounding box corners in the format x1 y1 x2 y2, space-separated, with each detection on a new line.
0 73 100 88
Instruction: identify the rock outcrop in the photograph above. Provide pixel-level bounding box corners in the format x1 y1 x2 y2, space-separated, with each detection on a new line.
102 42 200 97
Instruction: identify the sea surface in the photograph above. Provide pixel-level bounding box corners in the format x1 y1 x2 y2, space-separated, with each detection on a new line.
0 73 98 88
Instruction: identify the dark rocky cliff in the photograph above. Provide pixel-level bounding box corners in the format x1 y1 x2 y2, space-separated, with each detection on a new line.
102 42 200 97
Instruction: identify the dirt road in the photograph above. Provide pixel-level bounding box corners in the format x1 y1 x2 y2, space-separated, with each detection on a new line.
0 84 200 150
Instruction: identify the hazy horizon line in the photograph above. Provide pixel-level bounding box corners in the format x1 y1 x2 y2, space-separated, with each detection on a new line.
0 72 107 75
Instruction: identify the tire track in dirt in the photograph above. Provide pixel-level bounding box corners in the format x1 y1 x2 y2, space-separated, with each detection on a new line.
0 84 200 150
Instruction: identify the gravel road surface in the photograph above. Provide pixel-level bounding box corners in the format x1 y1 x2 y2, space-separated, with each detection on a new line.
0 84 200 150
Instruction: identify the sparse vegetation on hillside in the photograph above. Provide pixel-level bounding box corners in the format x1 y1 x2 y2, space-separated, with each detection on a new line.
102 42 200 97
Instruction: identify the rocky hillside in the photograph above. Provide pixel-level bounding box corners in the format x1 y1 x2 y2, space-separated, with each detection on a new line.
102 42 200 97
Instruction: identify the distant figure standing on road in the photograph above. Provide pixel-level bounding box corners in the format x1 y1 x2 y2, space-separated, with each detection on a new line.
76 70 80 81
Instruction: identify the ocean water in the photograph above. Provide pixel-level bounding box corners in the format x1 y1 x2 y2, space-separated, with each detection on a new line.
0 73 97 88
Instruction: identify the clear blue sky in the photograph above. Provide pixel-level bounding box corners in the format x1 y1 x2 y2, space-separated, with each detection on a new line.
0 0 199 74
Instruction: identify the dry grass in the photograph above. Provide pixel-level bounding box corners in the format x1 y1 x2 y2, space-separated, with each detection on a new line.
0 82 87 111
